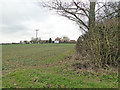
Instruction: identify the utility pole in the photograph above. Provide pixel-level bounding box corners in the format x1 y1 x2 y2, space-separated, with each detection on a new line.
35 29 39 44
35 29 39 39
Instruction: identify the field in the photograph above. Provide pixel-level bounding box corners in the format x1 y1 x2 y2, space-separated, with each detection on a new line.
2 44 118 88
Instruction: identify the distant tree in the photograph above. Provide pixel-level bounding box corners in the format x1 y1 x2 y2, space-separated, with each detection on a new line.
62 36 70 42
49 38 52 43
31 37 41 44
30 37 36 44
46 40 48 43
23 40 29 44
38 37 41 44
20 41 22 44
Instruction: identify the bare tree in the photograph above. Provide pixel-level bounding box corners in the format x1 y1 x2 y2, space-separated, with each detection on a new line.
31 37 41 44
62 36 70 42
41 0 120 31
41 0 96 32
96 2 120 22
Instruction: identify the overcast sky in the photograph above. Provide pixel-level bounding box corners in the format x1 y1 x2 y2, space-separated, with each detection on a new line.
0 0 119 43
0 0 82 43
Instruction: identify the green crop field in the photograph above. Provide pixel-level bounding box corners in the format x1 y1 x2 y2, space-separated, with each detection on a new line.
2 44 118 88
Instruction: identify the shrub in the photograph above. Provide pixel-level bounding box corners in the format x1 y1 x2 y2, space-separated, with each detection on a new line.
76 18 119 68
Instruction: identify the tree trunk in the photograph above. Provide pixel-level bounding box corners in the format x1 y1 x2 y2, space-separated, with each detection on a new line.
89 1 96 31
118 1 120 68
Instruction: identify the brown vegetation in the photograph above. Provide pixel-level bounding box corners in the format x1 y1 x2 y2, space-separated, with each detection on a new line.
76 18 119 68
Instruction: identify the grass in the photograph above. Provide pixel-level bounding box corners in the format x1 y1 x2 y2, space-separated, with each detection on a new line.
2 44 118 88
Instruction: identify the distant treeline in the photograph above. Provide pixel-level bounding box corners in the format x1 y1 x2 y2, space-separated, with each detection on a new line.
0 42 76 45
1 43 20 45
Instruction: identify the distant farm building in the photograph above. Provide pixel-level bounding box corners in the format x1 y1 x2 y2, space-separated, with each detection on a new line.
55 37 61 43
54 37 76 43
